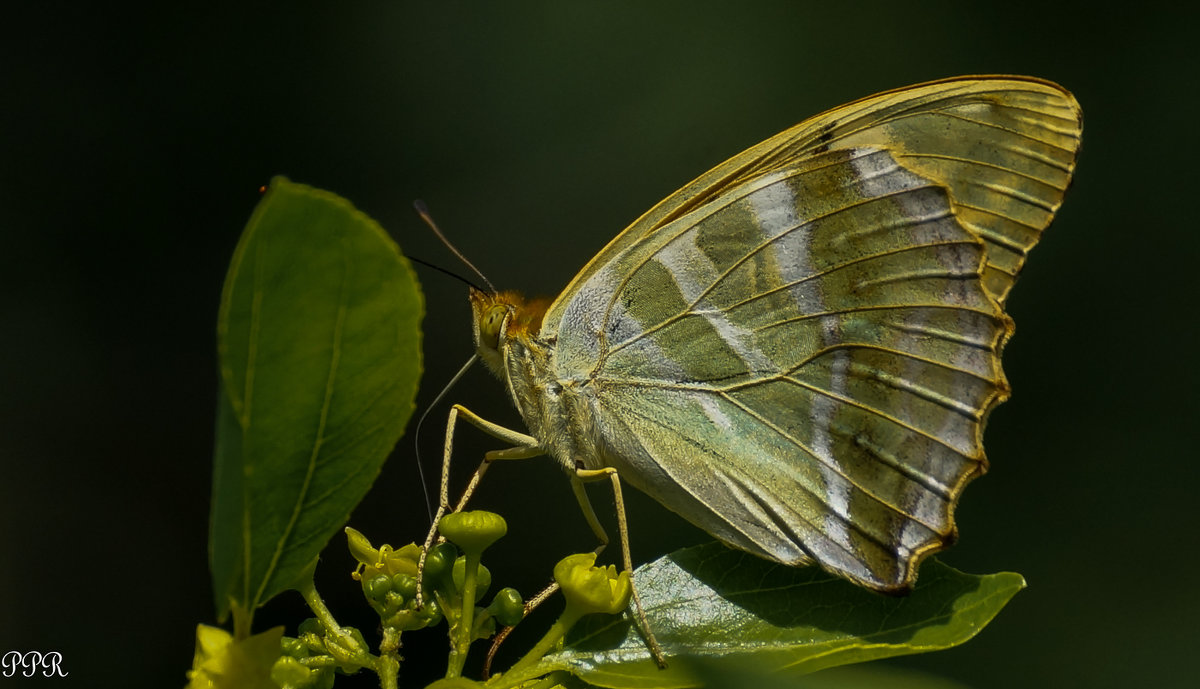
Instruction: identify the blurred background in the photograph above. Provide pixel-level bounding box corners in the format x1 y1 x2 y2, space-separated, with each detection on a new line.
2 2 1195 687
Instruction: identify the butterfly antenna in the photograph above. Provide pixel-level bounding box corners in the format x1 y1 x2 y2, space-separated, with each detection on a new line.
414 200 497 293
407 254 487 293
413 354 481 525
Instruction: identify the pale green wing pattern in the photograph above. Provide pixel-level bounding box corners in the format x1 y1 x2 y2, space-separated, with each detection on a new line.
546 76 1081 318
544 78 1081 591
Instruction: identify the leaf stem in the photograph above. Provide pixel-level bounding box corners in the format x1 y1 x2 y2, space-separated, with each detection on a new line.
231 601 253 640
298 579 344 640
376 653 399 689
376 626 401 689
297 578 376 667
501 609 581 679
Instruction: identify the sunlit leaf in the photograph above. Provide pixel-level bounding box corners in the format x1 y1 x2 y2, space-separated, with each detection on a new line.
186 624 283 689
540 543 1022 689
210 177 422 621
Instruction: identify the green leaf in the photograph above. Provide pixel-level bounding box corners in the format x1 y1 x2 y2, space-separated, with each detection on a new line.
664 662 974 689
210 177 423 622
784 664 973 689
186 623 284 689
540 543 1023 689
562 664 972 689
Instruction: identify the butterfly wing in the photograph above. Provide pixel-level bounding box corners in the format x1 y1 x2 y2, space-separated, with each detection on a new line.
549 76 1081 313
542 77 1081 591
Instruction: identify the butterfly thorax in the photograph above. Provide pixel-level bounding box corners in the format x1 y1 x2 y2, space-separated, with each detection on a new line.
469 288 605 474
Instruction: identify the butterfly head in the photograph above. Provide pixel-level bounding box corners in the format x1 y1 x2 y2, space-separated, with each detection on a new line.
468 287 551 378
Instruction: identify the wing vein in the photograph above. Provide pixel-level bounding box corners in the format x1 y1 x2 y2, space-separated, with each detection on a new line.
715 388 958 512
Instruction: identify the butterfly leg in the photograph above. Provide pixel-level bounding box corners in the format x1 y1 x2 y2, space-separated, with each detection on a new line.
416 403 543 608
572 467 667 668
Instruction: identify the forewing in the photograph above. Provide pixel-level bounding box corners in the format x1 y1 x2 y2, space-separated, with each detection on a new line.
544 75 1081 327
555 145 1013 591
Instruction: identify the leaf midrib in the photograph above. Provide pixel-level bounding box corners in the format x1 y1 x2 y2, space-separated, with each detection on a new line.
243 223 351 607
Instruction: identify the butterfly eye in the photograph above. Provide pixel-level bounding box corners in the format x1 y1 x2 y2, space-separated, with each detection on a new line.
479 305 508 350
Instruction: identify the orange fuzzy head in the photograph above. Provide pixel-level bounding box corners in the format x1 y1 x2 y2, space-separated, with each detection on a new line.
468 287 551 377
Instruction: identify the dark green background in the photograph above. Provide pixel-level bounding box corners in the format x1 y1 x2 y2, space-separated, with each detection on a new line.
3 2 1195 688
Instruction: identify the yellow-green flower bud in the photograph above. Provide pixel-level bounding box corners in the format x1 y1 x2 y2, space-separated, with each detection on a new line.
553 553 632 617
423 542 456 586
392 573 418 601
437 510 507 554
451 557 492 602
364 574 393 603
345 527 379 566
490 587 525 627
322 626 369 670
382 591 405 617
280 636 309 659
380 543 422 577
297 617 323 639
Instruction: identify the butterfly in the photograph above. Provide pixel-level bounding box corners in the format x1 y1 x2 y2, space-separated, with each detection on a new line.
440 76 1081 601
